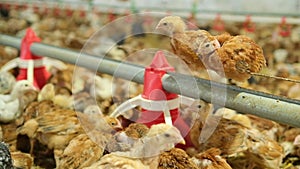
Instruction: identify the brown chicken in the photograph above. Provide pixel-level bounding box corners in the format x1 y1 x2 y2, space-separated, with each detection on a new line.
124 122 150 139
55 133 104 169
245 129 284 169
191 148 232 169
158 148 198 169
106 123 149 153
189 117 248 155
156 16 266 82
18 109 84 150
156 16 218 71
77 105 123 153
11 151 33 169
83 153 154 169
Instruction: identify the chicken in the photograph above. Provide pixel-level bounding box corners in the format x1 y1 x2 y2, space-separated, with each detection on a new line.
48 66 73 93
156 16 266 82
158 148 198 169
0 142 14 169
294 135 300 147
37 83 73 109
245 129 284 169
0 80 36 123
37 83 55 102
246 114 281 140
106 123 149 152
90 75 114 101
111 123 185 158
191 148 232 169
55 133 104 169
287 83 300 100
0 71 16 94
18 109 84 150
83 153 152 169
11 151 33 169
18 89 38 112
73 91 97 112
217 35 266 81
123 122 150 139
156 16 219 71
77 105 122 150
6 18 28 34
22 100 60 123
1 122 19 151
0 80 35 102
190 117 248 155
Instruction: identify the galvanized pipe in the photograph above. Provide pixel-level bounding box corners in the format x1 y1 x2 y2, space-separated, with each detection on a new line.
163 73 300 128
0 34 145 83
1 34 300 127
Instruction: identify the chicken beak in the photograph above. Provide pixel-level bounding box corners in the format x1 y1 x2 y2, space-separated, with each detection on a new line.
155 25 163 32
155 24 162 30
179 139 186 145
113 123 123 132
32 85 38 91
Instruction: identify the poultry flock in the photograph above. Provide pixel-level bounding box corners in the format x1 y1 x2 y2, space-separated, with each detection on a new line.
0 5 300 169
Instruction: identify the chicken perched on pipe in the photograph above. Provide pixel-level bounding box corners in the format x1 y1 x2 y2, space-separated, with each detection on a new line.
156 16 266 82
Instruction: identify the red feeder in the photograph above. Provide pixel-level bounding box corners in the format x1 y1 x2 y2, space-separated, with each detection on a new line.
108 10 116 22
33 5 39 13
13 4 20 10
137 51 178 126
17 28 51 89
43 5 49 15
4 3 10 10
124 10 133 23
80 9 86 18
165 10 172 16
22 4 28 10
243 15 256 33
279 17 291 37
53 6 61 17
143 11 153 26
213 14 225 32
187 14 198 30
65 6 73 17
111 51 194 149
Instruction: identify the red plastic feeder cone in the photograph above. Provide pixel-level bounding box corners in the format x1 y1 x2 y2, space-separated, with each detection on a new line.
243 15 256 33
213 14 225 32
17 28 51 89
279 17 291 37
137 51 193 148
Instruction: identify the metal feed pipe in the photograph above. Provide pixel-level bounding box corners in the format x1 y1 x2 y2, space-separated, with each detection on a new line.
0 34 300 127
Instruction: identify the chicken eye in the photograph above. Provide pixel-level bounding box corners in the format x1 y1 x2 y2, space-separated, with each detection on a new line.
24 84 29 87
205 43 210 47
164 133 170 137
163 22 168 26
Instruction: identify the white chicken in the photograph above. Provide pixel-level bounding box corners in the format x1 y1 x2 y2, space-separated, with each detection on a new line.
0 80 35 123
90 75 114 100
0 71 16 94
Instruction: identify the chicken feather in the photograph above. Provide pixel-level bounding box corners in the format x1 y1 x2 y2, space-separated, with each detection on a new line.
156 16 266 82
